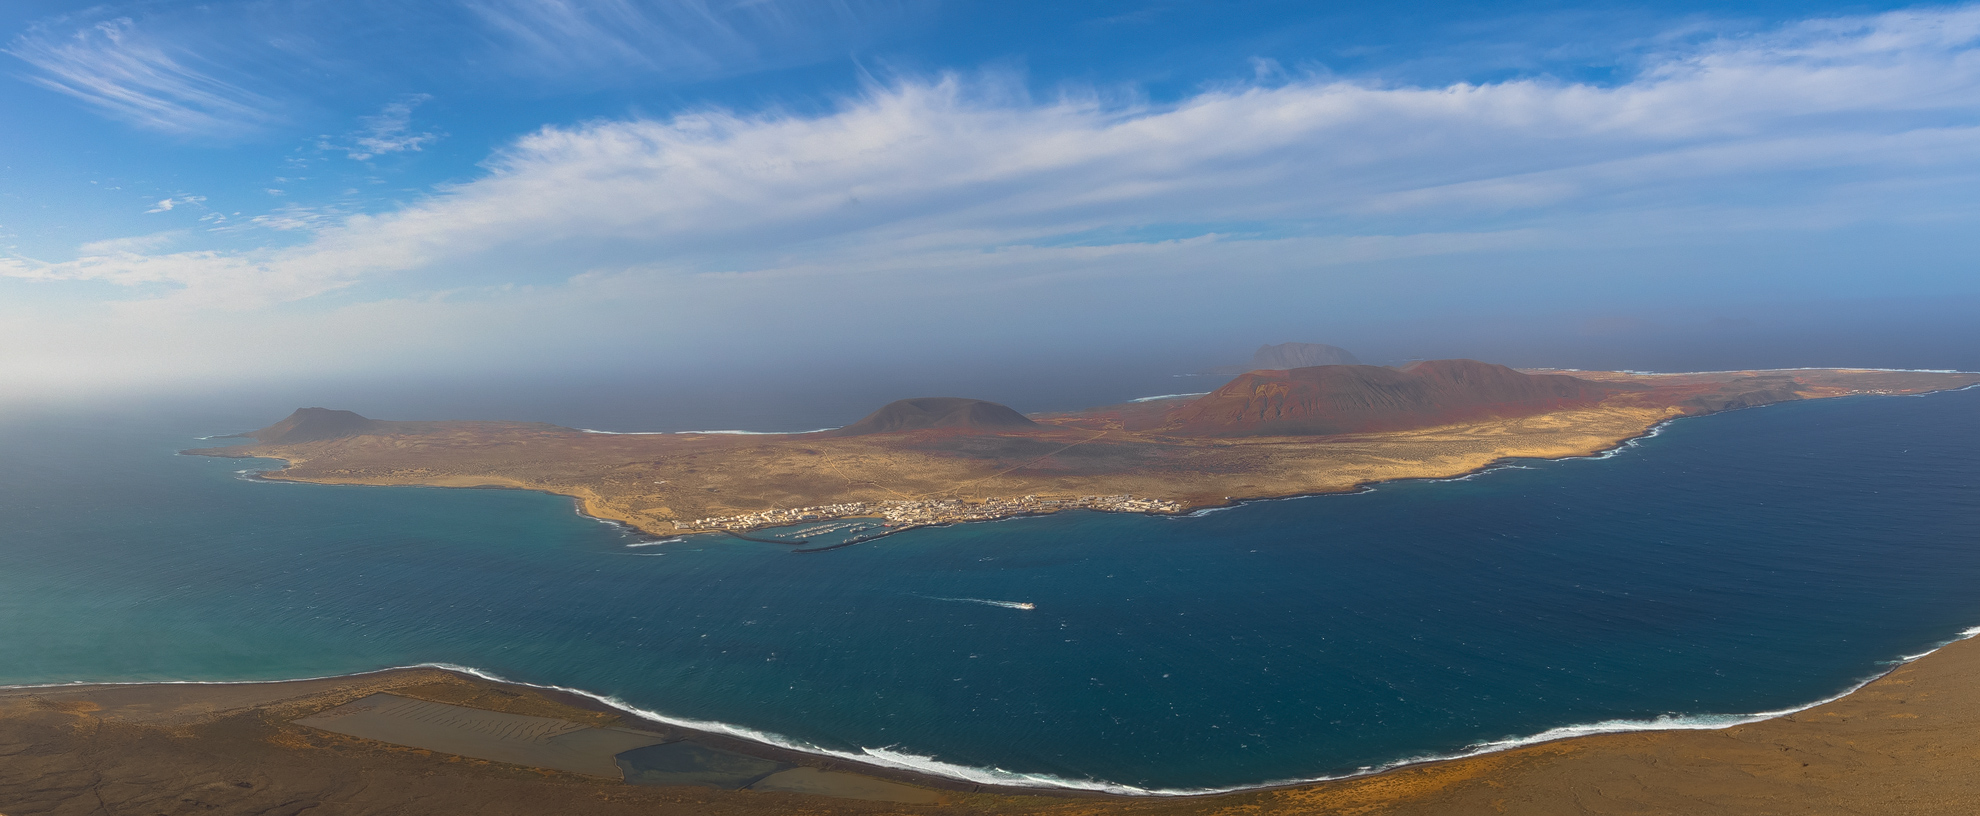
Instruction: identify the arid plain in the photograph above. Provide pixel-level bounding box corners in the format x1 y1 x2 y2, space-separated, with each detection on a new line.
5 363 1978 815
193 365 1980 539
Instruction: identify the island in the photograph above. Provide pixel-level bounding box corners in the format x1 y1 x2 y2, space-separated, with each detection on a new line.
12 359 1973 815
188 360 1980 542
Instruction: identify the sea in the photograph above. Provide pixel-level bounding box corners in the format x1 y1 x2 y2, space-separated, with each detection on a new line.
2 385 1978 793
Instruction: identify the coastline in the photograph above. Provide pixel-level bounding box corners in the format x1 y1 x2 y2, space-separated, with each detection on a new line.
182 368 1980 543
93 373 1980 808
8 624 1980 813
37 394 1980 799
636 380 1974 539
215 406 1685 540
223 398 1686 552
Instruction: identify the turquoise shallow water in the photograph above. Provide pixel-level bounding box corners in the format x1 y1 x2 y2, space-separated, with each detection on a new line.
2 389 1978 791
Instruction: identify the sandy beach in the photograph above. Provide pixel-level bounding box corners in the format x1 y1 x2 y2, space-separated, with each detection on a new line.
5 631 1979 814
10 369 1972 813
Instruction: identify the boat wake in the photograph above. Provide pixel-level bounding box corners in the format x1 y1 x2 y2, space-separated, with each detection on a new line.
919 595 1036 610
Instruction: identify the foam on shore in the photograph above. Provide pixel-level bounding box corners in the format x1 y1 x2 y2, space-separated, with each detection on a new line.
415 623 1980 795
403 623 1980 795
116 385 1980 797
7 623 1976 797
1594 367 1972 376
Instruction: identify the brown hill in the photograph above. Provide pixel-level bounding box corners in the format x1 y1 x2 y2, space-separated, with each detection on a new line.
246 408 380 444
1163 359 1622 437
831 398 1039 436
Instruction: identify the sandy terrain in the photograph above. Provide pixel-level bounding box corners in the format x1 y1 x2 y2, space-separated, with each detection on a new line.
9 367 1976 813
5 635 1978 814
188 368 1980 538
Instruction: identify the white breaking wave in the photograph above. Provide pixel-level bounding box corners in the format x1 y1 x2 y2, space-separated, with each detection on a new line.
8 622 1978 797
1165 383 1964 522
232 467 293 484
402 663 1176 794
1612 367 1972 376
1129 392 1210 403
624 537 684 548
1573 417 1677 461
1425 462 1538 483
921 596 1036 610
1180 487 1371 518
1161 381 1971 520
1920 381 1980 395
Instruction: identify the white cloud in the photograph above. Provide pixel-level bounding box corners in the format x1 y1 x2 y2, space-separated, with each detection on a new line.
462 0 899 80
337 94 442 161
7 3 1980 389
237 203 348 232
287 7 1978 275
5 16 281 136
145 195 206 214
77 231 184 256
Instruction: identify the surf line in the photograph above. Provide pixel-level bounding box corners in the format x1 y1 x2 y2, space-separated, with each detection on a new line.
919 595 1036 610
10 621 1977 798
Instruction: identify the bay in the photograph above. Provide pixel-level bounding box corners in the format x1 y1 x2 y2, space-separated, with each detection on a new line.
1 388 1977 791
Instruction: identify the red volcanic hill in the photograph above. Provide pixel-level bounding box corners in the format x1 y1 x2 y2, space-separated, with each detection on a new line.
246 408 380 444
831 398 1040 436
1163 360 1622 437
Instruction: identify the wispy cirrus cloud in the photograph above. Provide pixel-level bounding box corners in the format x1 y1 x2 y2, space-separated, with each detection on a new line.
145 195 206 214
4 16 281 136
463 0 909 80
76 231 184 256
334 94 442 161
5 3 1980 389
241 203 351 232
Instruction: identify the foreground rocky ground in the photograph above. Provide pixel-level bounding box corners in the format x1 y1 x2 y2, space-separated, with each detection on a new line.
5 635 1980 815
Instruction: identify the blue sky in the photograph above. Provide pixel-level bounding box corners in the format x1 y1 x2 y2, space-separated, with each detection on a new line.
4 0 1979 402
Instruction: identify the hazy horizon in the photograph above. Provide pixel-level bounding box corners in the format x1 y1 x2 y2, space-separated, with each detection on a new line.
6 0 1979 412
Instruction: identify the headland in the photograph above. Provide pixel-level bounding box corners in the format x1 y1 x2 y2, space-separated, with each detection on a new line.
187 362 1980 542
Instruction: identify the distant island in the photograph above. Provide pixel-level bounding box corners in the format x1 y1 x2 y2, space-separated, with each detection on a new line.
190 361 1979 541
1198 341 1362 376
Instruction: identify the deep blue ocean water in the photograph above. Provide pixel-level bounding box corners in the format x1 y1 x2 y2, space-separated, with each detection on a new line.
2 388 1978 791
